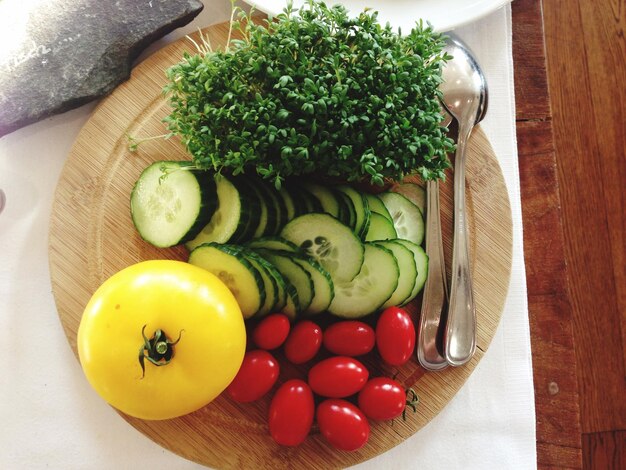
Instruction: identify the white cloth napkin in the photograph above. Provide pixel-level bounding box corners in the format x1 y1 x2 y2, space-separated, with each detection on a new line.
0 2 535 469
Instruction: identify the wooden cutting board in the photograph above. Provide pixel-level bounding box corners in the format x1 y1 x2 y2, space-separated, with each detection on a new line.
49 21 513 469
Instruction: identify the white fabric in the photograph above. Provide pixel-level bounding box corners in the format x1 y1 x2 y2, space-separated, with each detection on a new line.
0 2 535 469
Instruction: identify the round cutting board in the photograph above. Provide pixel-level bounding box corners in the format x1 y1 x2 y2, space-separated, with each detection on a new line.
49 20 513 469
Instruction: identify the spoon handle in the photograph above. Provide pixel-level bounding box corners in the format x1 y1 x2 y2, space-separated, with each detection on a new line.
445 122 476 366
417 179 449 370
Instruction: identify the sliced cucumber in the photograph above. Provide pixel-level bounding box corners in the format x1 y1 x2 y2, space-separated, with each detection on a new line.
229 177 262 243
188 243 266 318
282 290 300 319
335 185 371 239
247 236 299 252
280 213 364 282
335 189 356 228
251 178 284 235
302 182 340 218
278 186 296 223
328 243 399 318
364 212 397 241
288 253 335 315
284 183 308 217
130 161 217 248
243 178 271 238
298 187 324 213
391 182 426 215
364 193 393 222
186 175 248 250
394 239 429 305
373 240 418 308
240 248 279 318
245 248 302 319
249 251 299 319
289 185 323 215
379 192 425 246
255 249 314 313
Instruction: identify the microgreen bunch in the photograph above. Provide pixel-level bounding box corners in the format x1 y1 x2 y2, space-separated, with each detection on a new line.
163 0 454 189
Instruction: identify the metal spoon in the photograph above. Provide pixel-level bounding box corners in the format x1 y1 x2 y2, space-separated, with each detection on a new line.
440 34 488 367
416 109 452 371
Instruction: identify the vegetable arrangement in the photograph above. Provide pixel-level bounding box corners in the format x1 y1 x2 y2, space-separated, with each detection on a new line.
76 0 450 452
124 156 426 446
163 0 453 188
131 164 428 319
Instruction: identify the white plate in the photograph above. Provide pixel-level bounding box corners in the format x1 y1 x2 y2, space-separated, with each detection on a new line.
246 0 511 32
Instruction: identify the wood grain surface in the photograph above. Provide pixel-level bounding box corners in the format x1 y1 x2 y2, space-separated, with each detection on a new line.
514 0 626 467
48 21 513 469
541 0 626 466
512 0 584 468
583 431 626 470
543 0 626 435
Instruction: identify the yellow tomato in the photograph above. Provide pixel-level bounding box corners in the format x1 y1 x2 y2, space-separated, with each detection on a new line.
77 260 246 420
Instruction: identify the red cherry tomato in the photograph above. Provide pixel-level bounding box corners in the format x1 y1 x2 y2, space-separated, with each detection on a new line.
316 399 370 451
358 377 407 421
323 321 375 356
225 350 280 403
284 320 322 364
376 306 416 366
308 356 369 398
269 379 315 446
252 313 291 350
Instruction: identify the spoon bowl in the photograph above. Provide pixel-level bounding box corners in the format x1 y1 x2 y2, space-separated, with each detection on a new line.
440 34 488 367
441 36 488 126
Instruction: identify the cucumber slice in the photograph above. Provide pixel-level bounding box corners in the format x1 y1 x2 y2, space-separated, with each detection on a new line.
240 248 279 318
335 190 356 228
255 250 313 313
391 182 426 215
243 178 271 238
335 185 371 239
247 236 299 252
229 177 262 243
282 290 300 319
280 213 365 282
188 243 266 318
284 184 308 217
364 212 397 241
186 175 248 250
328 243 399 318
302 182 341 218
130 161 217 248
364 193 393 222
373 240 418 308
278 187 296 223
394 239 429 305
288 184 323 216
248 251 298 319
297 187 324 213
379 192 425 246
252 178 284 235
288 253 335 315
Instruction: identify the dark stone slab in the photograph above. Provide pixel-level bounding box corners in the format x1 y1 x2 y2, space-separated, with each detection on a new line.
0 0 204 137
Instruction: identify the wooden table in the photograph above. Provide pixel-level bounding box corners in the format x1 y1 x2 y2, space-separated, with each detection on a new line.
512 0 583 467
514 0 626 467
512 0 582 467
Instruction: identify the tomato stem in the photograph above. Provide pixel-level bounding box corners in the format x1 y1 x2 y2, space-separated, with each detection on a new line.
402 388 420 421
138 325 183 378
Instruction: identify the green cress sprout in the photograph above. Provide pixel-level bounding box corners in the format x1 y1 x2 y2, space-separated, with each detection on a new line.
163 0 454 189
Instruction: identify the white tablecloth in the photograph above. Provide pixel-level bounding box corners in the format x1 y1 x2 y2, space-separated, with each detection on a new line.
0 2 535 468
